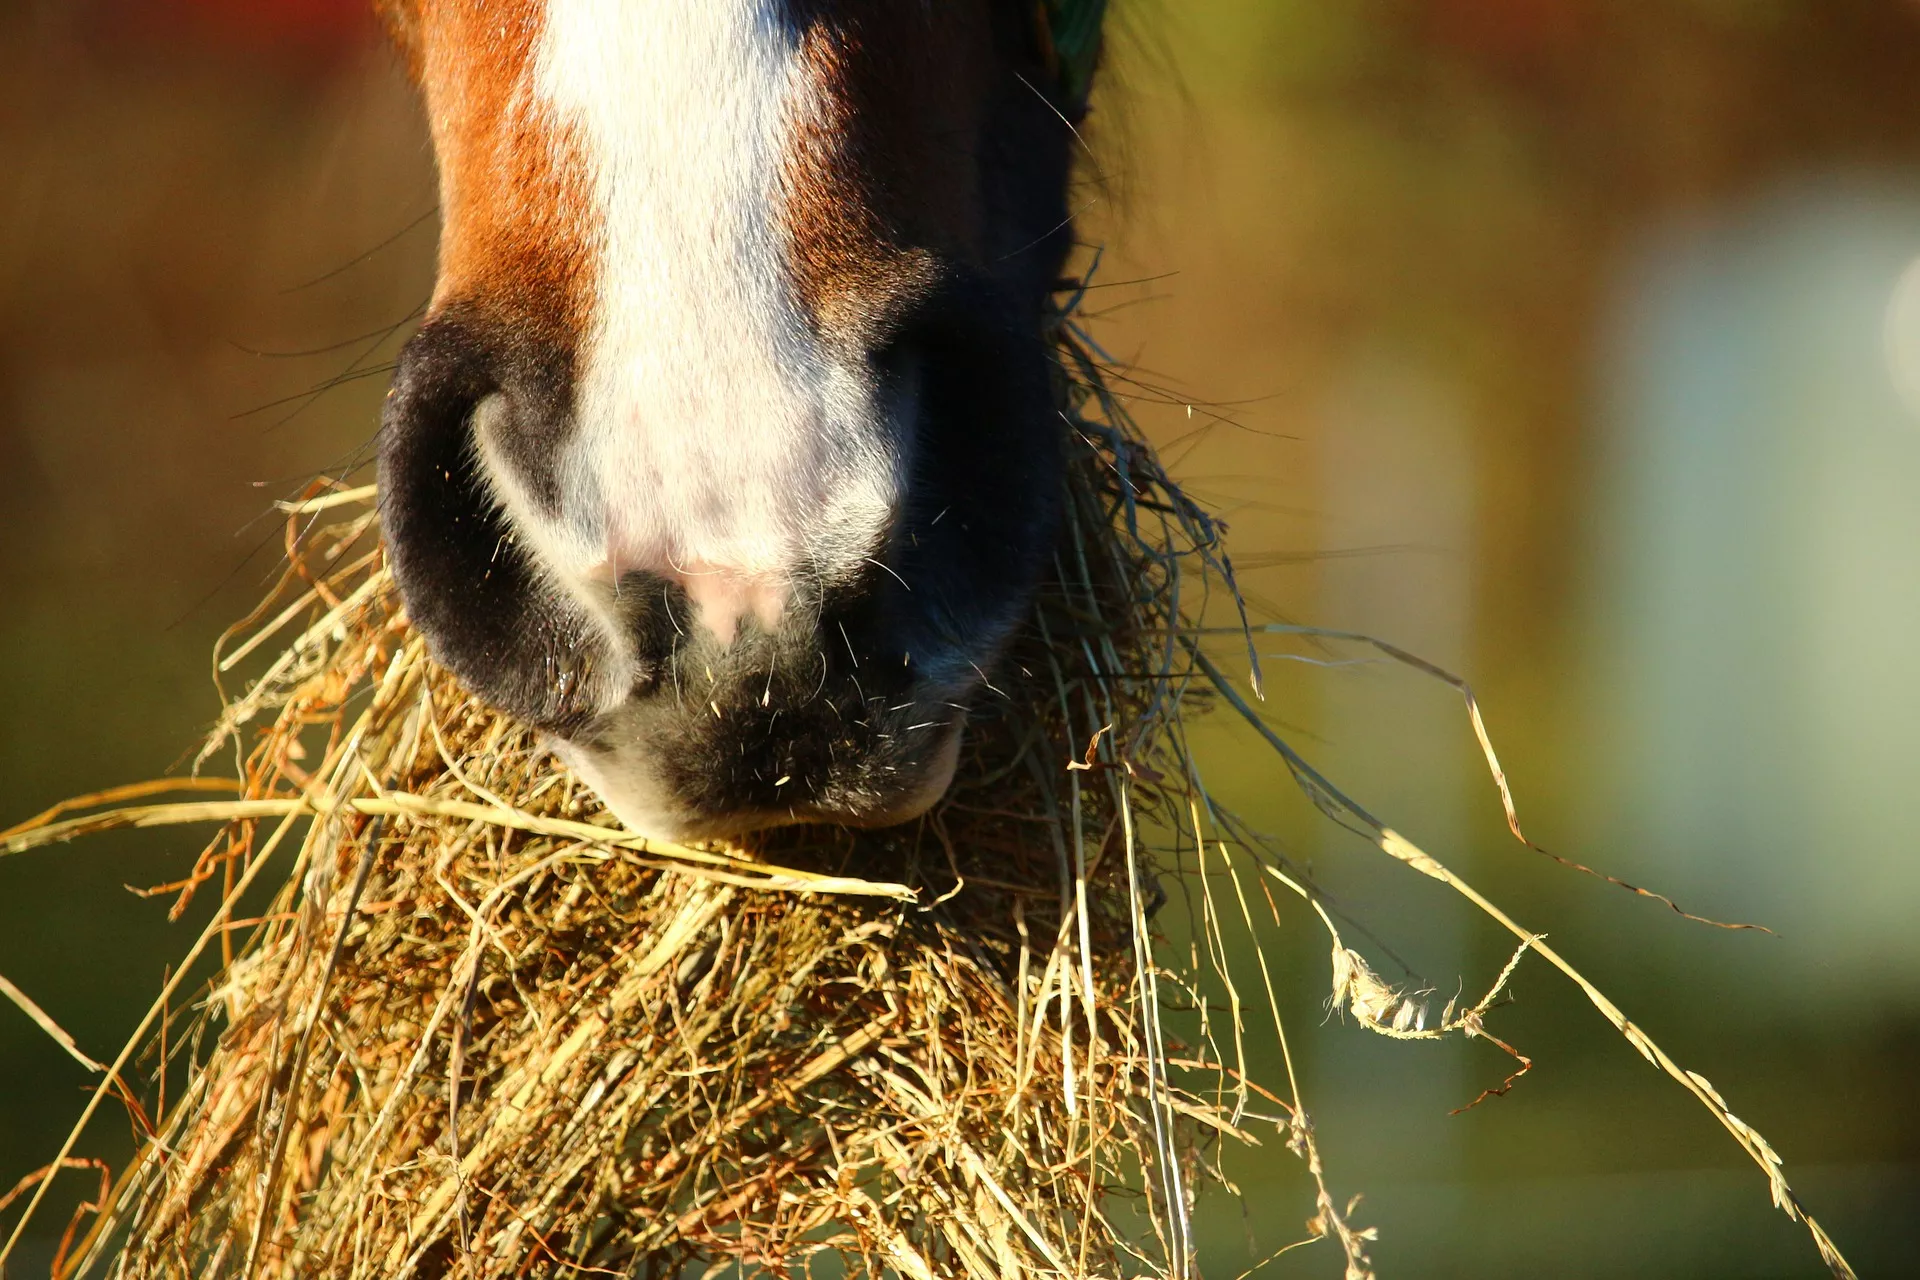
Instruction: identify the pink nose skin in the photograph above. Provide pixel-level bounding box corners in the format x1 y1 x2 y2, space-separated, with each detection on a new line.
586 556 790 648
670 562 789 648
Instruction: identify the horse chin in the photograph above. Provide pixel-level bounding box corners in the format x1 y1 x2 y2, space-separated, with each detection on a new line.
805 724 963 831
548 715 967 845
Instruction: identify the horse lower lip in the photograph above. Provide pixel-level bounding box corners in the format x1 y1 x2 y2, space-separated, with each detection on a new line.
552 704 968 840
809 720 964 829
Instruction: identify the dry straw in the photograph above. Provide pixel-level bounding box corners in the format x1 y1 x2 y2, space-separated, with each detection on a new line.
0 286 1855 1279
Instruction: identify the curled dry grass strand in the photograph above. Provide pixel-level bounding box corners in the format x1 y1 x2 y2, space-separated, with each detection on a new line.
1191 646 1857 1280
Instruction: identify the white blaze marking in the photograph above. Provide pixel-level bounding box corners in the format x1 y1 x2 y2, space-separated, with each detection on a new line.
495 0 898 652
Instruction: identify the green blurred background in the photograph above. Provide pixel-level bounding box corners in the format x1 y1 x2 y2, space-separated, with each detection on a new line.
3 1 1919 1275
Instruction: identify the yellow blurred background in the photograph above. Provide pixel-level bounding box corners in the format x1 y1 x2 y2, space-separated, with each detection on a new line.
3 1 1918 1275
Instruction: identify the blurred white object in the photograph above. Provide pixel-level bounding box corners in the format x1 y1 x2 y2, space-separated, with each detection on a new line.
1587 176 1920 1003
1881 252 1920 421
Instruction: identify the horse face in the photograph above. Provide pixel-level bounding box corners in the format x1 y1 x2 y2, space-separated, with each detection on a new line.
376 1 1083 838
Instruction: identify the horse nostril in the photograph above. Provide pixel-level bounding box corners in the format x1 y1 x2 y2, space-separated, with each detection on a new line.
380 317 619 736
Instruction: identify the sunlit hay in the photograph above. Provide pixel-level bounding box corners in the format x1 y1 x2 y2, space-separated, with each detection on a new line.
1 284 1858 1280
1 298 1261 1280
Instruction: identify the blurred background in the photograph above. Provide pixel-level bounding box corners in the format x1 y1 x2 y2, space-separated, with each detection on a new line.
2 1 1918 1275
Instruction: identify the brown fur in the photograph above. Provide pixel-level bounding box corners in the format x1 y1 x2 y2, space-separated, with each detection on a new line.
378 0 594 348
380 3 1048 356
781 6 995 342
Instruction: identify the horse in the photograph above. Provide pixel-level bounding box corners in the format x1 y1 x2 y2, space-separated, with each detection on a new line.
373 1 1104 840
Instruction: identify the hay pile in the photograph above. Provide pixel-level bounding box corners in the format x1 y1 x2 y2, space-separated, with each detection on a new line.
0 295 1857 1280
4 307 1297 1280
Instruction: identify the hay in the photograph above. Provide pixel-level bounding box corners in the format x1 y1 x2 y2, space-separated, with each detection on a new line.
0 289 1858 1280
0 296 1270 1280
